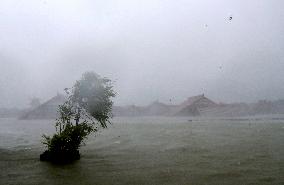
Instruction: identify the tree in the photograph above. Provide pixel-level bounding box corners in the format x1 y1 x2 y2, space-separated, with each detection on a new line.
40 71 116 163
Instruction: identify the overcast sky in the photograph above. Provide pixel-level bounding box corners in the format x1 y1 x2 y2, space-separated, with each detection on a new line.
0 0 284 108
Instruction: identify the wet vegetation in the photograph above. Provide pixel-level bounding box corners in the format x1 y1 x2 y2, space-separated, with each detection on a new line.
40 72 115 163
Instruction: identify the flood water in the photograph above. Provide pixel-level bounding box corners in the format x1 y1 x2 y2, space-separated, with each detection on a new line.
0 117 284 185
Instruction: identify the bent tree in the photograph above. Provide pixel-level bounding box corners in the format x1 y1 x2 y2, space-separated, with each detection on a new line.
40 71 116 163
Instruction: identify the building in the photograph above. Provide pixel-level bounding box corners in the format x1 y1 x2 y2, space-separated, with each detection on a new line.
20 94 66 120
174 94 217 116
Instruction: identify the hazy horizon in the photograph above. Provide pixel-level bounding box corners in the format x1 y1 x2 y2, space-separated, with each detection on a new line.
1 0 284 108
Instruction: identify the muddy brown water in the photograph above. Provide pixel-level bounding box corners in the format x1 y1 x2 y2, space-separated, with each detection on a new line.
0 117 284 185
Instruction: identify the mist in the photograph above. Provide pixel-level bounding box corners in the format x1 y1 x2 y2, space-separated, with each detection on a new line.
1 0 284 108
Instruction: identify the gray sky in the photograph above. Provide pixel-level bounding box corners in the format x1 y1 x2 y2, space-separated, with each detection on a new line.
0 0 284 108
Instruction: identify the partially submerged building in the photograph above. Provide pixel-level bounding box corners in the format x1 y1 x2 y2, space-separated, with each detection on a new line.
20 93 284 119
113 94 217 117
20 94 66 120
173 94 217 116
